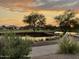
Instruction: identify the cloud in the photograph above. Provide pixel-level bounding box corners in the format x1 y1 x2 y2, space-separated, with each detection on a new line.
58 1 78 7
35 0 79 10
0 0 33 8
0 0 79 11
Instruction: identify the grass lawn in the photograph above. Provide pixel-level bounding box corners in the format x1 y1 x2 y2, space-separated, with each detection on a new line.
0 29 54 33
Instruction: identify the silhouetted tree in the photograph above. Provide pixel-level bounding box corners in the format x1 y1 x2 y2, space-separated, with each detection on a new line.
23 13 46 31
55 10 79 36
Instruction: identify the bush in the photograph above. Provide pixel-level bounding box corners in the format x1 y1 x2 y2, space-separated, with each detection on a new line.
0 32 32 59
58 36 79 54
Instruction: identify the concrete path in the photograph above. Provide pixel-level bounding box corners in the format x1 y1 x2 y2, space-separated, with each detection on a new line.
30 44 58 57
32 54 79 59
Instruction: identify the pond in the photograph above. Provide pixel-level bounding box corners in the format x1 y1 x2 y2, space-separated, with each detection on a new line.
21 36 60 41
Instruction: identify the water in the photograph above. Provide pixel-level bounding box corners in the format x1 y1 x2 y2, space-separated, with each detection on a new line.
21 36 59 41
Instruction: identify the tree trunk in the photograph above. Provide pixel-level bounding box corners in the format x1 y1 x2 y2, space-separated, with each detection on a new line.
33 23 36 32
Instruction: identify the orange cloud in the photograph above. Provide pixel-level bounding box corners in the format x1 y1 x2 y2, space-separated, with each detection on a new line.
0 6 79 27
0 19 27 27
0 8 65 27
14 3 24 8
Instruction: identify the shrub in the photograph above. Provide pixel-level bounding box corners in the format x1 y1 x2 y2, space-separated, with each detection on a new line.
58 36 79 54
0 32 32 59
46 38 50 41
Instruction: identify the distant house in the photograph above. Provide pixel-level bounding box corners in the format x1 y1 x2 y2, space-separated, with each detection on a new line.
0 25 19 30
19 25 33 30
0 25 7 30
6 25 18 30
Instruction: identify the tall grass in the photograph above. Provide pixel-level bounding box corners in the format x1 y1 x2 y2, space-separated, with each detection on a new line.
0 31 32 59
58 33 79 54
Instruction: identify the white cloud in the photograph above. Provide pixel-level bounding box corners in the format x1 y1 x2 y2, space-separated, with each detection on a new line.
0 0 79 10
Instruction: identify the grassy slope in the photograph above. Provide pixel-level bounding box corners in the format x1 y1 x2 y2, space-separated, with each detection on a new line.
0 30 54 33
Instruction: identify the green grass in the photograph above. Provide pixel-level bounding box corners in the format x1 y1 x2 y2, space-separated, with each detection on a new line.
0 30 32 33
0 29 54 34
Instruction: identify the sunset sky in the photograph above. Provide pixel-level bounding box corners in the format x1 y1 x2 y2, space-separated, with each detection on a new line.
0 0 79 27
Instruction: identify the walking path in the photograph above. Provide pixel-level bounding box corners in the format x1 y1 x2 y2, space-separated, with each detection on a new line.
30 44 58 57
31 44 79 59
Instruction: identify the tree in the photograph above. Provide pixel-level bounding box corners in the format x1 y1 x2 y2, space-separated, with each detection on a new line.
23 13 46 31
55 10 79 36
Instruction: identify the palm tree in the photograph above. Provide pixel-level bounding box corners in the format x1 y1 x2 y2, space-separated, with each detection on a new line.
55 10 79 36
23 13 46 31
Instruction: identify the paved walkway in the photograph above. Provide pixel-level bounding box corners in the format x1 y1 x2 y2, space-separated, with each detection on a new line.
30 44 79 59
30 44 58 57
32 54 79 59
